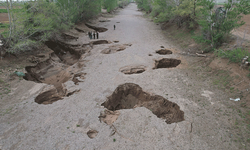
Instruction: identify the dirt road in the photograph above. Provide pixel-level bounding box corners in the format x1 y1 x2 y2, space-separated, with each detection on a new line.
0 3 247 150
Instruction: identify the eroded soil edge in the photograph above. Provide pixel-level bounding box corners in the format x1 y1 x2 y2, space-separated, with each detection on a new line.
102 83 184 124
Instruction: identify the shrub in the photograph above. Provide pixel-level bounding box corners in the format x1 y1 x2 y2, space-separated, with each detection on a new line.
215 48 250 63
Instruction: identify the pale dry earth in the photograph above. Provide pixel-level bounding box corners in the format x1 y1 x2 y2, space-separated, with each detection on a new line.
0 3 247 150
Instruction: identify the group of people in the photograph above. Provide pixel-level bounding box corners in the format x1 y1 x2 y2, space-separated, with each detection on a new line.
88 31 99 39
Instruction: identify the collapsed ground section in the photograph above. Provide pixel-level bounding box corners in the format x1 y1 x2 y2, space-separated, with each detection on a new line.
120 65 146 74
154 58 181 69
101 83 184 124
156 49 173 55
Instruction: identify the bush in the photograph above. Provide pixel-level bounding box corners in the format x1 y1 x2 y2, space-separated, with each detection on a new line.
0 9 8 13
8 39 41 53
215 48 250 63
196 0 250 48
5 0 102 53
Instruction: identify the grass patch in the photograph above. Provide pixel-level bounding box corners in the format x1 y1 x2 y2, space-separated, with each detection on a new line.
213 70 232 89
0 8 24 14
0 9 8 13
215 48 250 63
0 23 9 29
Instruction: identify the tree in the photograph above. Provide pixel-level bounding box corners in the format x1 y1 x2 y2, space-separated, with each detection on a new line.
196 0 250 48
103 0 118 12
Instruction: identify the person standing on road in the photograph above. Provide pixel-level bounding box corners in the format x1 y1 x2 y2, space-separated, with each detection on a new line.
93 32 96 39
88 32 91 39
114 25 116 30
96 31 99 39
90 32 93 39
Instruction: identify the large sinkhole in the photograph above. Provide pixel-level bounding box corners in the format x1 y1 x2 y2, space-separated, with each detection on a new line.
101 83 184 124
154 58 181 69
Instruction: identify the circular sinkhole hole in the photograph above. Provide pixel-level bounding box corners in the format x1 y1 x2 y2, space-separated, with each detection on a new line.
154 58 181 69
101 83 184 124
156 49 173 55
120 65 146 74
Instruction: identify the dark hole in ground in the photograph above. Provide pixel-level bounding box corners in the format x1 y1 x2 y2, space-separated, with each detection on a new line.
45 40 81 65
101 83 184 124
85 24 108 32
35 87 62 104
87 130 98 139
154 58 181 69
156 49 173 55
91 40 110 45
120 65 146 74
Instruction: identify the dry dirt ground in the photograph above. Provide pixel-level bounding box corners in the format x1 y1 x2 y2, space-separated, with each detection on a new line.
232 14 250 41
0 3 250 150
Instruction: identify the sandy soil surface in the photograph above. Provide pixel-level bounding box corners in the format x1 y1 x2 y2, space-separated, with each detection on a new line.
0 13 8 23
0 3 249 150
232 14 250 41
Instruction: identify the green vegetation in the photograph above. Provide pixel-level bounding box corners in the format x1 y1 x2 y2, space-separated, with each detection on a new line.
0 9 8 13
0 23 9 29
215 48 250 63
213 70 232 89
135 0 250 48
103 0 118 12
1 0 131 54
136 0 152 13
196 0 250 48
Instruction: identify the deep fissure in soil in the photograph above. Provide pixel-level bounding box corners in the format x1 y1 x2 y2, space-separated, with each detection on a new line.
24 39 87 104
101 83 184 124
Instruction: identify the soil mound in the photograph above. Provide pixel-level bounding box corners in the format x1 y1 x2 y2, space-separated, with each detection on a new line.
101 83 184 124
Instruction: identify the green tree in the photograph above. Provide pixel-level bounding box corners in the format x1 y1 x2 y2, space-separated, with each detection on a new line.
135 0 152 13
6 0 103 53
103 0 118 12
196 0 250 48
